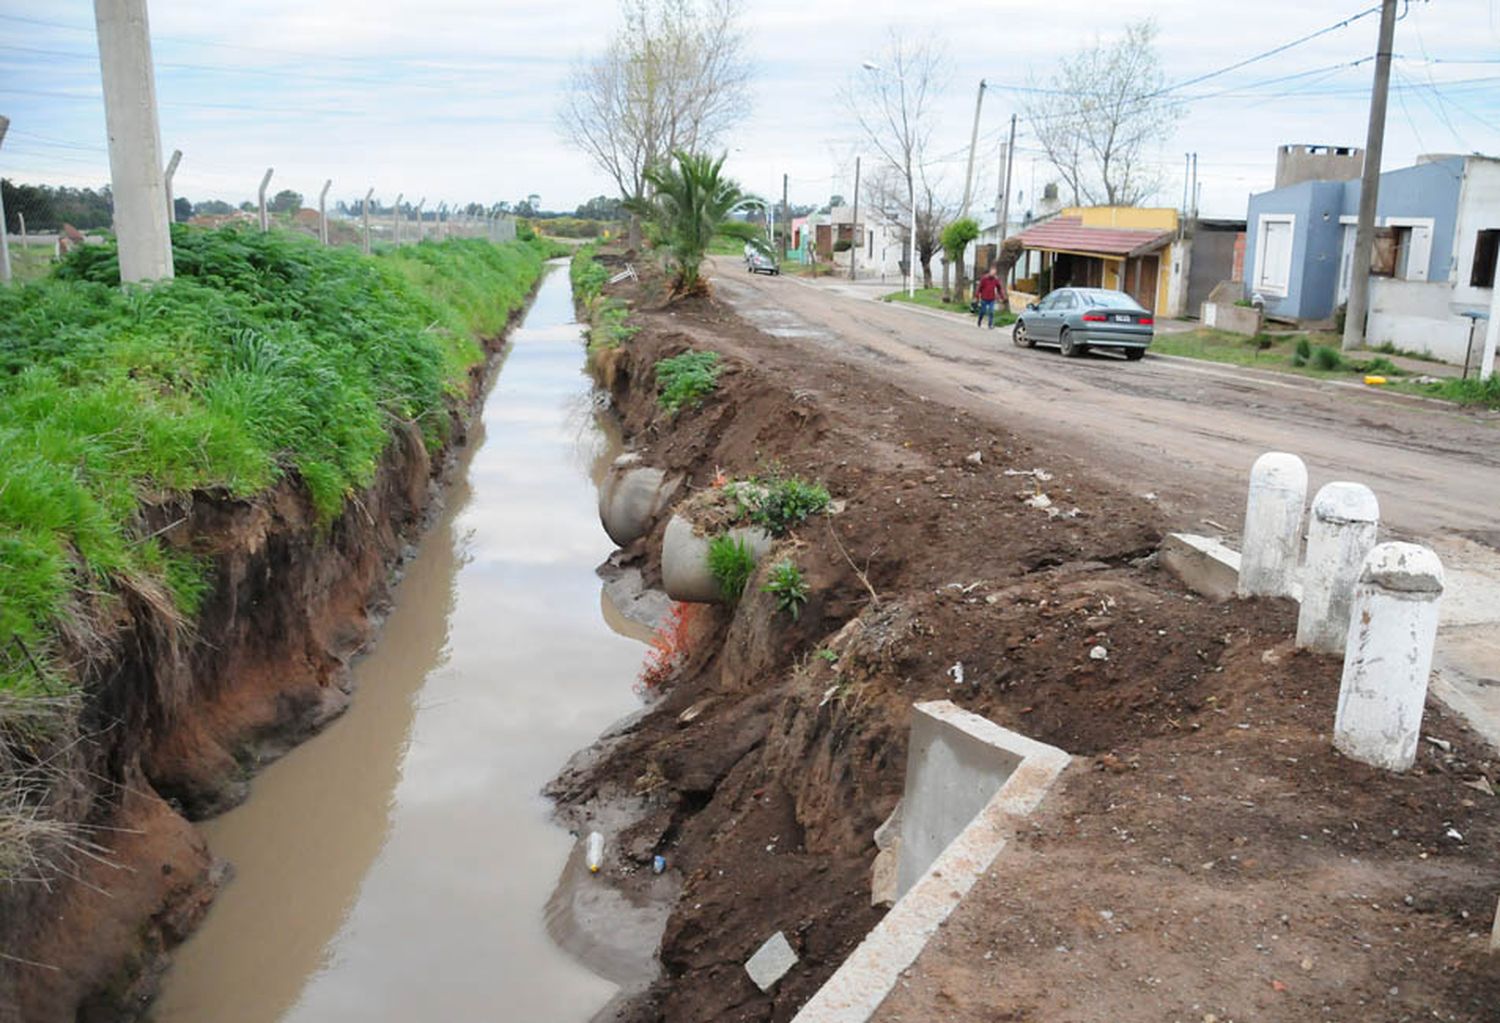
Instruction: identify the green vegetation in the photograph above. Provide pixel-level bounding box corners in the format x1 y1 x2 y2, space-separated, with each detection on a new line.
1414 374 1500 408
628 150 765 295
570 244 637 352
883 287 1016 325
706 534 756 603
570 242 610 302
728 475 831 536
1311 345 1344 371
655 350 722 413
762 559 809 620
0 226 551 696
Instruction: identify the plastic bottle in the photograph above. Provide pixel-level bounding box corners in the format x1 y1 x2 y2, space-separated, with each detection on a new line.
586 831 604 873
652 854 666 874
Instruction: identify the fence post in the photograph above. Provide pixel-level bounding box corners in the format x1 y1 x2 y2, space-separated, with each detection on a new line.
17 211 26 251
0 116 9 283
392 192 403 246
362 187 373 255
1334 542 1444 772
415 198 425 242
257 167 273 232
163 147 181 222
1238 452 1307 598
1297 482 1380 654
438 202 447 241
318 179 331 245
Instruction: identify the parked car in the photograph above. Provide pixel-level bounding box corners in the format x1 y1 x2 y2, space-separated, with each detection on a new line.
1011 287 1154 360
744 246 780 275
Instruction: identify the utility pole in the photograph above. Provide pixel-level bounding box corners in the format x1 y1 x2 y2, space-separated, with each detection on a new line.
780 172 789 264
849 155 861 281
958 80 986 218
0 116 10 284
999 113 1017 246
1182 153 1191 215
1343 0 1399 352
163 148 180 222
93 0 173 283
257 167 273 232
318 179 331 245
1190 153 1198 220
415 198 425 242
362 188 373 254
393 192 403 246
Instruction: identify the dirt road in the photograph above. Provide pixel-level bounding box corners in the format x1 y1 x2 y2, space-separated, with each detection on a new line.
711 263 1500 744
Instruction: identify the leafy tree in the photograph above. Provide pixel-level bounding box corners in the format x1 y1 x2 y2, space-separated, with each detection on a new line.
1 179 114 230
627 150 764 296
193 199 235 216
941 216 980 302
575 195 625 220
1023 20 1181 206
268 189 303 214
173 197 192 222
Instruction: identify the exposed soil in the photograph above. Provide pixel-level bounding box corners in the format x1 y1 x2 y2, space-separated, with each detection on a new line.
0 325 518 1023
551 255 1500 1022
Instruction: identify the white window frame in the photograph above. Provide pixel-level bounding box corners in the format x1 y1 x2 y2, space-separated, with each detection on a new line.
1383 216 1435 282
1253 213 1296 298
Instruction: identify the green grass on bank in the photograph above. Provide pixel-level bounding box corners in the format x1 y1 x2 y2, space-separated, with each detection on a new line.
883 286 1017 325
0 226 553 696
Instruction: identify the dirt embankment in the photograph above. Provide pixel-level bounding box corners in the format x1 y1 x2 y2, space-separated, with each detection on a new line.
0 331 513 1023
552 258 1500 1023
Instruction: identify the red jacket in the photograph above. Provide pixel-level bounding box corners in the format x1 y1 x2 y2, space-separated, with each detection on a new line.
976 274 1005 302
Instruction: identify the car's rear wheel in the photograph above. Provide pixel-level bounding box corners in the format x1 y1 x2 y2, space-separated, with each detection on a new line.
1124 347 1145 361
1059 327 1086 358
1013 321 1034 348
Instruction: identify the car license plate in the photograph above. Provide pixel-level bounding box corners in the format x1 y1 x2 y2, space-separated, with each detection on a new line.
1112 314 1133 323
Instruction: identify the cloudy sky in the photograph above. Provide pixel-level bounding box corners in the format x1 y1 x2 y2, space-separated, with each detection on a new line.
3 0 1497 220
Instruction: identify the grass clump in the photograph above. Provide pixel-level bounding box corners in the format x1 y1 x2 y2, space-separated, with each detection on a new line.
655 350 721 413
762 559 809 620
0 226 550 696
1311 345 1344 371
729 475 831 536
1291 336 1313 366
706 534 756 603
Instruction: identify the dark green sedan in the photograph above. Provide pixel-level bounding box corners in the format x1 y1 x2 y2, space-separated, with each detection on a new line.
1011 287 1154 360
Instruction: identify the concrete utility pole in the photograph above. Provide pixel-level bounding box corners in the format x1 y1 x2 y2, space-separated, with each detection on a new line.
392 192 403 246
958 80 986 218
415 198 425 242
849 155 861 281
163 148 180 222
1182 153 1191 215
0 115 10 284
93 0 173 283
362 187 373 254
318 178 331 245
999 113 1017 246
1342 0 1399 352
1190 153 1198 220
257 167 273 232
780 173 789 263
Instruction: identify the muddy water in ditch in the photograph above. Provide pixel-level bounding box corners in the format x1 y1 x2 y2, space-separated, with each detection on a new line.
151 263 648 1023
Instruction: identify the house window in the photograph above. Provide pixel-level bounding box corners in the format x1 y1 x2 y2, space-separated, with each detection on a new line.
1370 226 1410 277
1472 229 1500 288
1253 214 1294 297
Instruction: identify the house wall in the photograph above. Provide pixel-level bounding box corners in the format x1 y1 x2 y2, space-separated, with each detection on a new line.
1366 278 1477 363
1068 206 1179 231
1339 156 1463 282
1186 227 1243 312
1245 180 1345 319
1451 157 1500 308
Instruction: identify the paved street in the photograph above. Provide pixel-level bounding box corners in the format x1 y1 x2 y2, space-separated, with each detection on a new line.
711 260 1500 746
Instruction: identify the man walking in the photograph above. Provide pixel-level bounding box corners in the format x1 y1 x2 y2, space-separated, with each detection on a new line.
975 265 1006 329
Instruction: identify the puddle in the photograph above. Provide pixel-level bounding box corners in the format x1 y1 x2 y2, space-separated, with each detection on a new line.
150 263 649 1023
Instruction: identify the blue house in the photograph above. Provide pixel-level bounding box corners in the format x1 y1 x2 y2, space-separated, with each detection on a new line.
1244 154 1500 363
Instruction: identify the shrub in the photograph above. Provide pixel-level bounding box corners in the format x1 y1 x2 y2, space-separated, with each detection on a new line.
833 239 853 253
655 350 722 413
762 559 809 620
1311 345 1344 371
706 534 756 602
735 476 831 536
1291 336 1313 366
570 244 609 303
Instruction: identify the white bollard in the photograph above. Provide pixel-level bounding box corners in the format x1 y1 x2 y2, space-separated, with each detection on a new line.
1296 482 1380 654
1333 542 1444 772
1238 452 1308 598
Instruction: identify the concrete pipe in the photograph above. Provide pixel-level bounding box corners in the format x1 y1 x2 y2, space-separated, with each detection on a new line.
598 454 678 547
661 514 774 604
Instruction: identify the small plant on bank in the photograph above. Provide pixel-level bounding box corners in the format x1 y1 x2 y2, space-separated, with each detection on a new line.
1311 345 1344 371
762 559 809 620
1291 336 1313 366
655 350 722 413
706 534 756 602
735 476 831 536
815 648 839 664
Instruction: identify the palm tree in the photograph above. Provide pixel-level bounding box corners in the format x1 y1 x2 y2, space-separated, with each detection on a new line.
628 151 766 296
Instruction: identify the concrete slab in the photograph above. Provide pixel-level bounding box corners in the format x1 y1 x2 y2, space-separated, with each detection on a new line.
869 846 898 909
745 931 798 992
1160 532 1241 600
792 701 1069 1023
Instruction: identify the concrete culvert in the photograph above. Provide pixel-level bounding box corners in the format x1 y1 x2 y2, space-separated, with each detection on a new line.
598 453 679 546
661 514 773 603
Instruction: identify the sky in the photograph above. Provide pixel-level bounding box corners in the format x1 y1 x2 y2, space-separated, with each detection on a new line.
2 0 1498 221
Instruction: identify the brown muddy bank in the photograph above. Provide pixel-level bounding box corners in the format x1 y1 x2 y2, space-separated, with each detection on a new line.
551 257 1500 1023
0 318 517 1023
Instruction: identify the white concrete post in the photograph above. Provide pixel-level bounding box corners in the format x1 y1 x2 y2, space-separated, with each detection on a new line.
257 167 273 232
93 0 173 282
17 211 26 251
318 178 331 245
1481 243 1500 380
392 192 403 246
361 187 373 255
1334 542 1444 772
1238 452 1308 598
0 116 10 284
1297 482 1380 654
162 147 180 222
437 202 447 241
415 198 425 242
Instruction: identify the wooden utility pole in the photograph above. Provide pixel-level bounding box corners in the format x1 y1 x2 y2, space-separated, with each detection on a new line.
849 156 861 281
1342 0 1399 352
780 172 789 263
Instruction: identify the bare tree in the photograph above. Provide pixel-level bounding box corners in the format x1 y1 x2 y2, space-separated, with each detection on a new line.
841 33 948 289
560 0 751 248
1023 20 1181 207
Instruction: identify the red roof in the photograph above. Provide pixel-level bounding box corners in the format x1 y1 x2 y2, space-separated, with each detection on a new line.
1012 216 1172 257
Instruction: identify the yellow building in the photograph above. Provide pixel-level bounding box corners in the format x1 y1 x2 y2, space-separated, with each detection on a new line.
1011 207 1186 316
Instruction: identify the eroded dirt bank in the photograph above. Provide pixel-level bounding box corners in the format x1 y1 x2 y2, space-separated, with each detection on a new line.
0 322 513 1023
553 257 1500 1022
